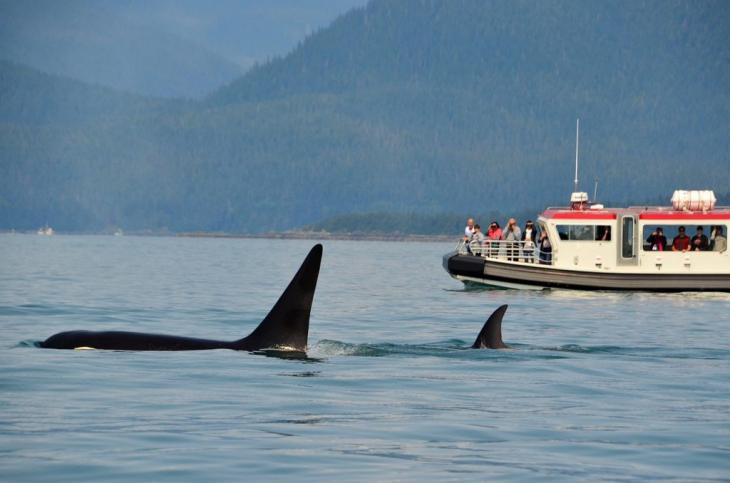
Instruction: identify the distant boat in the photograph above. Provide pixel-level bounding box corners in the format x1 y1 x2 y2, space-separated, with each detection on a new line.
114 229 123 236
37 225 54 236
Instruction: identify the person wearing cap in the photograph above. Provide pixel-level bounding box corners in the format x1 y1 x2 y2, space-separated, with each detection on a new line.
672 226 691 252
691 226 709 251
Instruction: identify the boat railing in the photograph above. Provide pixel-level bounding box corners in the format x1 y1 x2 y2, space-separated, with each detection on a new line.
456 239 553 265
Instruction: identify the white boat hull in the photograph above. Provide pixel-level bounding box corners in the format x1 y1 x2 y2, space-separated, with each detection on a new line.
443 252 730 292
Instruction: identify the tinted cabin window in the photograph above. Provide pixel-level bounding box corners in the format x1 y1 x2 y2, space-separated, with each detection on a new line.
556 225 612 241
596 226 611 241
643 224 729 252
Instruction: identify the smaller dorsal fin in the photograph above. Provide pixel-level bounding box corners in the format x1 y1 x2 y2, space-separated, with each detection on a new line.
472 304 509 349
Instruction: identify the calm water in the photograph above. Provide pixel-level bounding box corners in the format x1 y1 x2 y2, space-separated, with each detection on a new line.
1 234 729 481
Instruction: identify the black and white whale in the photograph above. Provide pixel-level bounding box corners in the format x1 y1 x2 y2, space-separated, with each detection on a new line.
39 244 322 351
471 304 509 349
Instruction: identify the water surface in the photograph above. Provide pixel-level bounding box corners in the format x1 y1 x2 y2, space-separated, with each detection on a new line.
1 235 729 481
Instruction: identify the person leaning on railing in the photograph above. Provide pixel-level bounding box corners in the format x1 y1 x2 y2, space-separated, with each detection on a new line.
470 224 486 255
486 221 502 257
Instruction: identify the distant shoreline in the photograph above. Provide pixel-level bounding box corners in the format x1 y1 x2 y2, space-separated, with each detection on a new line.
1 229 456 243
177 231 455 243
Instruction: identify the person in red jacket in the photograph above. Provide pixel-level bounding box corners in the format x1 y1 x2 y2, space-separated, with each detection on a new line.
672 226 691 252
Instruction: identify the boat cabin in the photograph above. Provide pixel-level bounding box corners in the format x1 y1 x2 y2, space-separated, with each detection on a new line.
538 204 729 274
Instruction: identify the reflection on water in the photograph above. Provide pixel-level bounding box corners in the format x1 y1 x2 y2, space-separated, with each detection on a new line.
251 348 321 362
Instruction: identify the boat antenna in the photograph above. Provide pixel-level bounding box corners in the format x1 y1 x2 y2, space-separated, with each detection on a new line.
593 177 599 201
573 118 580 193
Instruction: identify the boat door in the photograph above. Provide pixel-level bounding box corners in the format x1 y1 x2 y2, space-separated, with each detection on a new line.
618 215 638 265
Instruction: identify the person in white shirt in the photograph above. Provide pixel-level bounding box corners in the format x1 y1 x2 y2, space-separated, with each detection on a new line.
464 218 475 239
712 226 727 252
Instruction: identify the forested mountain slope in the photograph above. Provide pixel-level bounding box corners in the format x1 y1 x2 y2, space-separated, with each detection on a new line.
1 0 728 233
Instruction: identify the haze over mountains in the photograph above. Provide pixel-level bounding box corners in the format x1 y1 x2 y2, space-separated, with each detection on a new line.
0 0 366 98
1 0 729 233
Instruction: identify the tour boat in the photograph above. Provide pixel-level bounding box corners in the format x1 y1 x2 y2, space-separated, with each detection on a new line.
443 190 730 291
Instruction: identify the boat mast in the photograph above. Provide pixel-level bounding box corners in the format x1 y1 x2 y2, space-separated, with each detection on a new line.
573 118 580 193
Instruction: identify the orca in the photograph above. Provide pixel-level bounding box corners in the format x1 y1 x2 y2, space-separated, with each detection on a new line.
39 244 322 351
471 304 509 349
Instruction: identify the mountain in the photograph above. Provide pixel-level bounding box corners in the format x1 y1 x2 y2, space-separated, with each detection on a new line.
1 0 729 233
0 0 367 98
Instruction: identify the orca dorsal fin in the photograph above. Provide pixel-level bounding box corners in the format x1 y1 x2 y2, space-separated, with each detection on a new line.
234 244 322 352
472 304 509 349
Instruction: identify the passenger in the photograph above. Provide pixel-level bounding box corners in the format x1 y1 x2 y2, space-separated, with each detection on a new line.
487 221 502 240
538 230 552 264
463 217 476 253
647 227 667 251
711 226 727 252
486 221 502 257
691 226 709 251
671 226 691 252
521 220 537 262
464 217 475 241
471 224 485 255
502 218 522 261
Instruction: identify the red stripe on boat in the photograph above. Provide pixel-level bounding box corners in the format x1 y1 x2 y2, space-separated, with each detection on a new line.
639 212 730 220
543 211 618 220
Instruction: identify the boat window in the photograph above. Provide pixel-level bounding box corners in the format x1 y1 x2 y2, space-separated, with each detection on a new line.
596 226 611 241
643 224 728 252
622 217 634 258
556 225 612 241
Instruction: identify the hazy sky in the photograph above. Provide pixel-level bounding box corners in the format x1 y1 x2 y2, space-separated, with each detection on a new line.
0 0 370 97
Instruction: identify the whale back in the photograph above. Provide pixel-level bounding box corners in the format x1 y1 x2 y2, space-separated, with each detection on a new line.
39 244 323 352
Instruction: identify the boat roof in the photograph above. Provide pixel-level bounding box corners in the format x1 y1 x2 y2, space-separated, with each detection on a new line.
540 206 730 221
